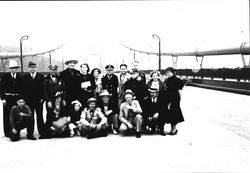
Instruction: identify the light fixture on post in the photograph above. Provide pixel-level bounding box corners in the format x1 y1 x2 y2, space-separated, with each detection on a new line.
20 35 29 73
152 34 161 70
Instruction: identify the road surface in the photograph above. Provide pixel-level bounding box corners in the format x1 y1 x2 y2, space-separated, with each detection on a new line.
0 86 250 173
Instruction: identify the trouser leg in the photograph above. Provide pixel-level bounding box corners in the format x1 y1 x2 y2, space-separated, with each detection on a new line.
35 102 45 136
134 114 143 132
119 123 128 134
25 117 35 137
3 96 17 137
3 103 11 137
112 114 119 129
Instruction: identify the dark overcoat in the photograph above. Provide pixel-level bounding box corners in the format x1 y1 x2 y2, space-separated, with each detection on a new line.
161 75 184 124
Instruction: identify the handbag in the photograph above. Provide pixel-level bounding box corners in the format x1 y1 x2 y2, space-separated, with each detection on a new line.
52 117 69 130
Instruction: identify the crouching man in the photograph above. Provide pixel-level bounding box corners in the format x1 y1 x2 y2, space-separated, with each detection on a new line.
119 89 143 138
144 88 166 135
9 95 36 141
98 90 119 135
79 98 108 139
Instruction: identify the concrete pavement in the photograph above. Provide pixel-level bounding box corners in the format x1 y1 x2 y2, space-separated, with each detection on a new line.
0 86 250 173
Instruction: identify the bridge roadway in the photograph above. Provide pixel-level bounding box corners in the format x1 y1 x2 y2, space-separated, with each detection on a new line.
0 86 250 173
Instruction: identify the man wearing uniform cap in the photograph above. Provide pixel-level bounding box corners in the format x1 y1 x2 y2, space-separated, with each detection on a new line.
60 58 81 107
144 87 166 135
22 61 46 139
79 98 108 139
43 64 66 137
0 59 22 137
101 64 119 111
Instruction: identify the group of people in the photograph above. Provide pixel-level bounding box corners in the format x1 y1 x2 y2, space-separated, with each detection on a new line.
0 58 185 141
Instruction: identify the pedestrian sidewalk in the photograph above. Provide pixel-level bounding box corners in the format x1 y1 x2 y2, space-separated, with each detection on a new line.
0 87 250 173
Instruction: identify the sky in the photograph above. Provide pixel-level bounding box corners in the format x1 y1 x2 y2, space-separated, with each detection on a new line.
0 0 249 70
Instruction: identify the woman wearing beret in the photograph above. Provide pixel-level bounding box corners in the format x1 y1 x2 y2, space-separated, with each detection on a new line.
161 67 184 135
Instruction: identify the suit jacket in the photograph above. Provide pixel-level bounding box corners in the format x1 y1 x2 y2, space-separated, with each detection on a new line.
60 68 81 103
0 73 22 100
97 101 119 115
44 74 66 102
124 76 147 102
22 73 44 102
144 96 164 118
101 74 118 96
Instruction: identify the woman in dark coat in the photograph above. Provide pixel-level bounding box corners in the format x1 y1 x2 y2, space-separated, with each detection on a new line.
44 92 71 138
161 67 184 135
79 63 96 109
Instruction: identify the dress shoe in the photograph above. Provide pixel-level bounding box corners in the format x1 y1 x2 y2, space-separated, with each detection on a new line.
27 135 37 140
136 131 141 138
39 135 50 139
168 130 178 136
160 131 166 136
112 129 118 135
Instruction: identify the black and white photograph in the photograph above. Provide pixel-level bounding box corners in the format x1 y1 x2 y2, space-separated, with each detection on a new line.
0 0 249 172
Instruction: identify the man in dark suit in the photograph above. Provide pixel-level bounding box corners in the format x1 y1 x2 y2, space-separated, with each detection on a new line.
101 65 119 109
144 87 166 136
0 60 22 137
59 59 81 106
22 61 45 139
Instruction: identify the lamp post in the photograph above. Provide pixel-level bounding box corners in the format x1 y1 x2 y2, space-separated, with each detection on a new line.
20 35 29 73
152 34 161 70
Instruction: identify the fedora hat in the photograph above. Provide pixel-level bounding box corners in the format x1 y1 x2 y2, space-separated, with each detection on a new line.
28 61 37 67
48 64 59 71
7 59 20 69
87 98 97 104
99 90 112 97
64 59 78 65
148 87 159 93
71 100 82 107
124 89 134 97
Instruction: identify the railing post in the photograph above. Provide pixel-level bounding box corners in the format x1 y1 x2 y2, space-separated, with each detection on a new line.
237 68 240 81
211 69 214 80
201 68 203 79
222 68 226 81
186 68 188 78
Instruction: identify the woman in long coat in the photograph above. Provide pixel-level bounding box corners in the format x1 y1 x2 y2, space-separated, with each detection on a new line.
161 67 184 135
79 63 96 109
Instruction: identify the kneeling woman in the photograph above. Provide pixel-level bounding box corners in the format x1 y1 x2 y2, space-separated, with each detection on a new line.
79 98 108 139
44 92 71 138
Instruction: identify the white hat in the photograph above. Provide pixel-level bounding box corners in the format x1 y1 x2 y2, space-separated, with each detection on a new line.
6 59 20 69
71 100 82 107
99 90 112 97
